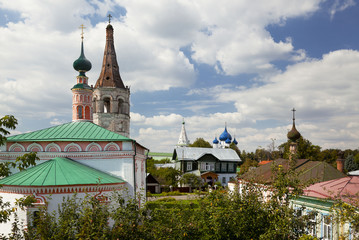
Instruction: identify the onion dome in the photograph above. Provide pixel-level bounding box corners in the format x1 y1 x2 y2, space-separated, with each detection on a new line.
73 40 92 75
287 108 301 142
213 137 219 144
225 138 232 144
219 127 232 141
287 124 301 142
233 137 238 145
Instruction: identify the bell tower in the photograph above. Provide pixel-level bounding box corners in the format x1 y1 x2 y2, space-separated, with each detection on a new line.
72 24 93 122
93 15 130 137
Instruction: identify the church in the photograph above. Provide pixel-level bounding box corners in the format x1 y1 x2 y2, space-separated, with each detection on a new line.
0 18 148 234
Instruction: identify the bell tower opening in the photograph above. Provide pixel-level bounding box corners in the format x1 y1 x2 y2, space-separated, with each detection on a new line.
104 97 111 113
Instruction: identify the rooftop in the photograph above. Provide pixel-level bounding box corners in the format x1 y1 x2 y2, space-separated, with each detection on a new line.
0 157 125 186
7 121 132 142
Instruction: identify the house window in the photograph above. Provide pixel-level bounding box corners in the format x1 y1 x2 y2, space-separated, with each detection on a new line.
323 215 331 240
221 163 227 172
222 177 226 184
228 163 234 172
201 162 214 171
307 212 316 237
215 163 221 172
186 162 192 171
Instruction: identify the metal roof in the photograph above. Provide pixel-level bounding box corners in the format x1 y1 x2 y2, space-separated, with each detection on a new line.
0 157 125 186
7 121 132 142
304 176 359 205
240 159 346 184
174 147 241 162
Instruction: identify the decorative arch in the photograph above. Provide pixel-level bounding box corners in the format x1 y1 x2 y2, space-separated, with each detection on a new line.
64 143 82 152
104 142 120 151
9 143 25 152
27 143 44 152
85 142 102 152
45 143 61 152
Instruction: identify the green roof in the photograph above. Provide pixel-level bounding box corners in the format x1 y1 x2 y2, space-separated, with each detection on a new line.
7 121 132 142
0 157 125 186
71 83 93 90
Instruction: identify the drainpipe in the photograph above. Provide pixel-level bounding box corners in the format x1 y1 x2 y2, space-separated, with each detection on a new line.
132 140 137 196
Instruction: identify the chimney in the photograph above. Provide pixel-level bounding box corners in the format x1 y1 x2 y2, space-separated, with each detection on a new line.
336 159 345 173
336 151 345 173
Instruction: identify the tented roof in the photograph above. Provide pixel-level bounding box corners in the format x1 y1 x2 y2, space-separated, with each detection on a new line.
0 157 125 186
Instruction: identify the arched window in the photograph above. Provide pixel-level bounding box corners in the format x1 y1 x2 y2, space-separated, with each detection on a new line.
77 105 83 119
104 97 111 113
118 99 124 114
85 106 91 119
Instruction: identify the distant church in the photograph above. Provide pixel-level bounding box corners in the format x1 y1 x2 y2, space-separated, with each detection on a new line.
0 17 147 235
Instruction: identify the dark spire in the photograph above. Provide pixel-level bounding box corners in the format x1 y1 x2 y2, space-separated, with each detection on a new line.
287 108 301 142
94 16 125 89
73 24 92 76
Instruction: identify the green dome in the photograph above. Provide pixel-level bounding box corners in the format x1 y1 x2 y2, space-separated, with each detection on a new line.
287 124 301 142
73 41 92 73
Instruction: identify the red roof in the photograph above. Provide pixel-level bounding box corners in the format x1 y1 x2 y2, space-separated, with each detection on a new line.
304 176 359 205
258 160 272 166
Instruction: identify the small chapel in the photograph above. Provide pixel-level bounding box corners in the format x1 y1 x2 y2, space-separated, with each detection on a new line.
0 17 147 235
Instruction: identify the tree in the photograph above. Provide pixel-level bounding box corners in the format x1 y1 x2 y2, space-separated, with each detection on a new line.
229 142 241 158
152 167 180 187
344 154 359 172
189 138 212 148
179 173 202 192
279 136 321 161
0 115 39 225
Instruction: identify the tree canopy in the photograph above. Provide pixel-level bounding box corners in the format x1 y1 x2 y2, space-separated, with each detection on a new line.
189 138 212 148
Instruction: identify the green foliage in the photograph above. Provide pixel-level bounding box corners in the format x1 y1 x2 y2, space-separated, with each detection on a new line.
189 138 212 148
0 115 18 146
238 158 258 175
229 142 241 158
344 154 359 172
153 167 181 186
279 136 321 161
179 173 202 188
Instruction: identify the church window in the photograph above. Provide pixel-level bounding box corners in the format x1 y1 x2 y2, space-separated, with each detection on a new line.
76 95 79 102
77 106 83 119
80 95 83 102
85 106 91 119
104 98 111 113
118 99 124 114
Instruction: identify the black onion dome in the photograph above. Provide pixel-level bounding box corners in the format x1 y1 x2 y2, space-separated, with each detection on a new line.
287 123 301 142
73 41 92 73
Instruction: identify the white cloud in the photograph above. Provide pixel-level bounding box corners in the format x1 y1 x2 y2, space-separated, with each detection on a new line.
329 0 356 19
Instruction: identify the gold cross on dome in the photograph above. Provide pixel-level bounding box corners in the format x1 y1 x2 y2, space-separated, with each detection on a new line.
108 14 112 24
79 24 86 39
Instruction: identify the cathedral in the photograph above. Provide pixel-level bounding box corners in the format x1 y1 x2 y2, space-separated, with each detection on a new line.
0 18 147 235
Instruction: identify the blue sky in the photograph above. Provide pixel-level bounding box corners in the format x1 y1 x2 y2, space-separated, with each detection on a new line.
1 0 359 153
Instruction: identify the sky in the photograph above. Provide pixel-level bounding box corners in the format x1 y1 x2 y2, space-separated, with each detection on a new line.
1 0 359 153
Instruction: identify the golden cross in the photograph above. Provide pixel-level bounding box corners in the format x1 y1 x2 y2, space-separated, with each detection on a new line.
108 14 112 24
79 24 86 39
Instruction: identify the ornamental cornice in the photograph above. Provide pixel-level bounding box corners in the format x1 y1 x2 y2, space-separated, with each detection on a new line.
0 183 126 195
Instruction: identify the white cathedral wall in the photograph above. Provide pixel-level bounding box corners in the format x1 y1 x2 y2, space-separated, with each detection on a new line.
76 157 135 195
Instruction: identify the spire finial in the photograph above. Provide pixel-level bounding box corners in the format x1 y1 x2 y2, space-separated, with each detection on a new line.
291 108 296 123
79 24 86 40
182 118 185 124
108 14 112 24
